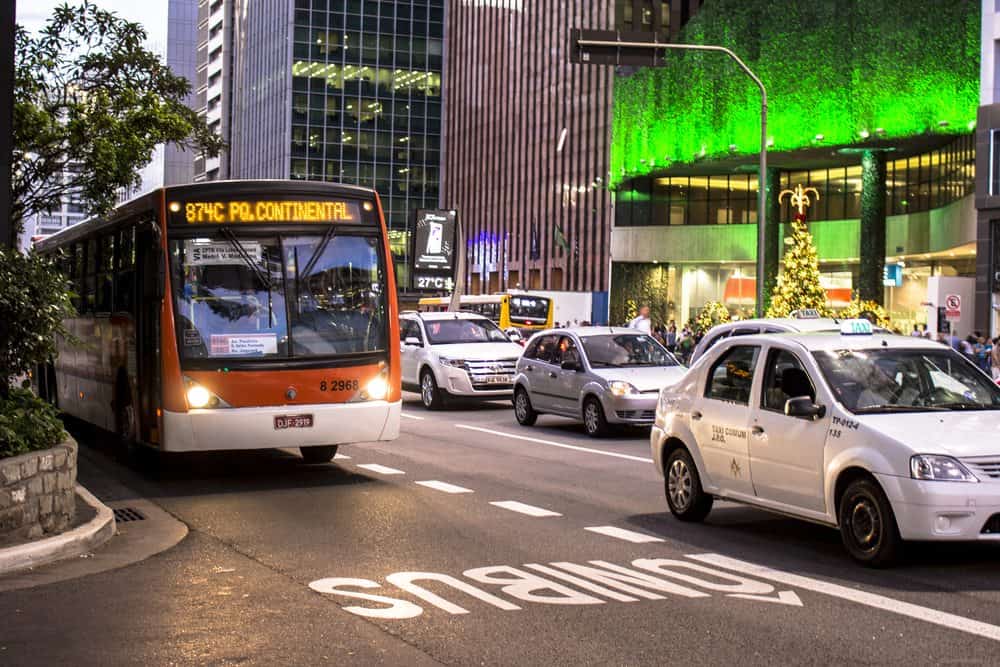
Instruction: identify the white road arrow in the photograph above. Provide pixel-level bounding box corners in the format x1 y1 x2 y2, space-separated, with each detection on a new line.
727 590 803 606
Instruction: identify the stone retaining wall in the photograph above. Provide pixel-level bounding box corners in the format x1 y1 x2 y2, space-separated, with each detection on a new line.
0 438 77 542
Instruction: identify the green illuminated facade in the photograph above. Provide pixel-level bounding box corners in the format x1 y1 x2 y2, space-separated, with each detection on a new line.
609 0 980 331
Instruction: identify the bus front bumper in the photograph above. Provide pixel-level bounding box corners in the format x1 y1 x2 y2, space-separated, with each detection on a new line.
161 400 401 452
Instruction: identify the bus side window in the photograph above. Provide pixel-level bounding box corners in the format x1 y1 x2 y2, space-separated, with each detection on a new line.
84 238 97 314
115 226 136 313
97 233 115 313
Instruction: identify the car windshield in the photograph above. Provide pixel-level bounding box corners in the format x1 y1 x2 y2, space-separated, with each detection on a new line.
813 348 1000 413
582 334 679 368
423 318 510 344
171 232 386 361
509 295 550 324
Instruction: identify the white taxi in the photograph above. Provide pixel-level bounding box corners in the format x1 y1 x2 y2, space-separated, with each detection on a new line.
650 320 1000 566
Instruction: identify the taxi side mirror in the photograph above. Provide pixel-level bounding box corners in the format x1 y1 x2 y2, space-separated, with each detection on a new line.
404 336 422 347
784 396 826 420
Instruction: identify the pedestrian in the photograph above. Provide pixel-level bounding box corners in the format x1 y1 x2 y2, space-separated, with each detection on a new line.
991 338 1000 380
910 324 922 337
666 320 677 352
961 334 976 363
627 305 652 334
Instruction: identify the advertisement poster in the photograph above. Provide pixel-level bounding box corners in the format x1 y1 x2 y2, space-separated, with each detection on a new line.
412 210 456 271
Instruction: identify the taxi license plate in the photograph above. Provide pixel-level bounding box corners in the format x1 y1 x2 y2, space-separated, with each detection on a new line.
274 414 314 430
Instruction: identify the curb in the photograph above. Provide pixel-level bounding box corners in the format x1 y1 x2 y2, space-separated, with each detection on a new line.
0 484 116 576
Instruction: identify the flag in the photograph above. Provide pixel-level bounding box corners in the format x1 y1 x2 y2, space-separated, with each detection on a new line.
553 223 570 252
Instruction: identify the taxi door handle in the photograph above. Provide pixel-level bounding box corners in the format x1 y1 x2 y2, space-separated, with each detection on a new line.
751 425 765 435
691 411 702 421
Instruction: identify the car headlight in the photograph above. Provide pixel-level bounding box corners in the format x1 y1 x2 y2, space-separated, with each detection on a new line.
183 376 230 409
608 381 639 397
910 455 979 482
439 357 466 368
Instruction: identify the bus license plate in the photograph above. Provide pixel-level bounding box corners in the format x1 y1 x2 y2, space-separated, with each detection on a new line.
274 414 314 430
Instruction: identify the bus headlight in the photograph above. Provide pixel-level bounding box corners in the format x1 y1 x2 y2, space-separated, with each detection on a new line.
365 376 389 401
186 385 212 408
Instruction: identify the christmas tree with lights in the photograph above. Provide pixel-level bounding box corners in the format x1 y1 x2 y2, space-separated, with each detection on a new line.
766 185 832 317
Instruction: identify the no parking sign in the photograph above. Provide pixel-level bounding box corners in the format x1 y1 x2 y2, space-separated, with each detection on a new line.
944 294 961 322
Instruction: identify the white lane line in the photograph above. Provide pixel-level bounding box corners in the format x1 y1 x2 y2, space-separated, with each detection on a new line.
456 424 653 463
489 501 562 517
356 463 406 475
584 526 665 543
401 412 425 420
689 553 1000 643
415 480 474 494
333 453 351 460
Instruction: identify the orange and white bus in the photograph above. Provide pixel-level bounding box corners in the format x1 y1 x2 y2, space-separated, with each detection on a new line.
35 180 400 463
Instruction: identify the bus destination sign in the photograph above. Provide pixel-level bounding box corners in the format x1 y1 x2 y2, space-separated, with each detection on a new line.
173 199 363 225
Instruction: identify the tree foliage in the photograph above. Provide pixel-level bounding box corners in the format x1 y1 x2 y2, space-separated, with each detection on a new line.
766 218 832 318
12 1 224 233
610 263 671 327
694 301 731 335
839 298 891 328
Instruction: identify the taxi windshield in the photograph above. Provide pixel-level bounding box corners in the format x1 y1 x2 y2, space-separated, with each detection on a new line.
582 334 679 368
423 318 510 344
813 348 1000 413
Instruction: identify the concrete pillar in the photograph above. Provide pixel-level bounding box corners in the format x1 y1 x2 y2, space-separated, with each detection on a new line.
859 150 887 304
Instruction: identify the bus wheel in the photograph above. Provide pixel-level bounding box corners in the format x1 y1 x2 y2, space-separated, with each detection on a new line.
301 445 339 464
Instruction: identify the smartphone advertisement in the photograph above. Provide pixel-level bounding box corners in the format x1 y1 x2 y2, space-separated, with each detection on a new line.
412 209 458 290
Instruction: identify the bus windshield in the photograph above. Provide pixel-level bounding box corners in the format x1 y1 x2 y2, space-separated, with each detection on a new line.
171 232 386 361
509 295 550 324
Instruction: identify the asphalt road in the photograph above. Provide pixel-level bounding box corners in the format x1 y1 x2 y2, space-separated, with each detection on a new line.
3 394 1000 665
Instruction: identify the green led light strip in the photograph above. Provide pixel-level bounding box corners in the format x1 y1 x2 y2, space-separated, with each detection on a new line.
610 0 979 189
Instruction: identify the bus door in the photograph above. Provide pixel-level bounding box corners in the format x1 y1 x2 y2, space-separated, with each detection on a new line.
135 222 162 443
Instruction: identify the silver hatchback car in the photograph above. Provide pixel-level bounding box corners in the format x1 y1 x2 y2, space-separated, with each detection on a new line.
513 327 687 437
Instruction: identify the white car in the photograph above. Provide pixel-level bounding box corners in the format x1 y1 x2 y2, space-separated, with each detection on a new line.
651 320 1000 566
399 312 524 409
513 327 686 437
688 312 887 365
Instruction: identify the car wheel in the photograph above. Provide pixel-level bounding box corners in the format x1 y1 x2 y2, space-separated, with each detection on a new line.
514 387 538 426
838 478 902 567
301 445 339 464
420 369 446 410
582 397 610 438
664 448 713 522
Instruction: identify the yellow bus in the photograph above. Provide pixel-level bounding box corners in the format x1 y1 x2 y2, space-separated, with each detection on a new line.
417 293 554 330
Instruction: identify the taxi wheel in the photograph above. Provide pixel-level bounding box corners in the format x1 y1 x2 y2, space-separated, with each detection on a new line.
838 478 901 567
582 397 610 438
664 448 713 522
514 387 538 426
301 445 339 464
420 369 447 410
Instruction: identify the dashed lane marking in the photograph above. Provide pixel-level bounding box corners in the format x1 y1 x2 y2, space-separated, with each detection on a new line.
690 553 1000 643
489 501 562 517
415 480 474 494
584 526 665 543
401 412 425 420
455 424 654 463
356 463 406 475
333 453 351 460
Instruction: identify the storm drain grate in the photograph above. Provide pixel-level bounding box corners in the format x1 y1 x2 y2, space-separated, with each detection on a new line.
113 507 145 523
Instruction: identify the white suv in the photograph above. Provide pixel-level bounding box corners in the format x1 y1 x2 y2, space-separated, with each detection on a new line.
399 312 524 409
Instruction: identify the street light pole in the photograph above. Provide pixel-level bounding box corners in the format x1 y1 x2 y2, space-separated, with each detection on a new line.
575 38 769 316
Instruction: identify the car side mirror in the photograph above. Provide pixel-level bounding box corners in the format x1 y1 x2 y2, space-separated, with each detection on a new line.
784 396 826 420
561 359 582 372
404 336 422 347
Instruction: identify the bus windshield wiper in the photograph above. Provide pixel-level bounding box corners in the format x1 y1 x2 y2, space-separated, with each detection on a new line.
300 225 337 283
220 227 274 327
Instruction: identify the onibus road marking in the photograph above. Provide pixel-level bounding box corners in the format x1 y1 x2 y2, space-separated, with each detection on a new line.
416 480 474 494
691 553 1000 643
490 501 562 517
356 463 406 475
585 526 665 543
309 554 802 621
456 424 654 463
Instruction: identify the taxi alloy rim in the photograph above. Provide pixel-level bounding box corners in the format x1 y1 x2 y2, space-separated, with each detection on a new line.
850 497 881 551
421 373 435 406
668 459 693 511
515 391 528 420
584 402 599 433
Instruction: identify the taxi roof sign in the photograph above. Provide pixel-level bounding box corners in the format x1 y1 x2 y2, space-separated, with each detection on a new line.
791 309 821 319
840 319 873 335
